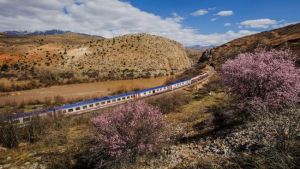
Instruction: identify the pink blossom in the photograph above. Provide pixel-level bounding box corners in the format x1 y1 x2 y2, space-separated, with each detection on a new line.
91 100 166 158
221 49 300 109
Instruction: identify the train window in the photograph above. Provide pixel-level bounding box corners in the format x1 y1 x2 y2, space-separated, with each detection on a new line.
112 99 116 102
76 107 80 110
68 109 74 112
101 102 105 105
83 106 87 109
122 97 125 100
131 96 133 98
144 92 146 95
95 103 100 106
89 104 94 107
12 119 20 124
23 117 31 122
117 98 121 101
63 110 67 113
107 100 111 103
127 96 130 99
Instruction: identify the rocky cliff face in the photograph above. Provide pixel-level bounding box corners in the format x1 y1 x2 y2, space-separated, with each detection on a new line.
0 33 192 88
199 23 300 69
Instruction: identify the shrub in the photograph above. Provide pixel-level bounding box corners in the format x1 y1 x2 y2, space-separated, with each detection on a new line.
38 69 61 86
23 116 44 143
147 91 192 114
221 49 300 110
91 101 166 163
0 121 19 148
1 64 9 72
221 49 300 156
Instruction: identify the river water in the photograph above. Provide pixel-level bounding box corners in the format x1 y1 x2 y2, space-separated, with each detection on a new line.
0 76 171 105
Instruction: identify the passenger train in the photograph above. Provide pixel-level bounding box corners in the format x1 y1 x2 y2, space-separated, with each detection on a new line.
3 72 209 124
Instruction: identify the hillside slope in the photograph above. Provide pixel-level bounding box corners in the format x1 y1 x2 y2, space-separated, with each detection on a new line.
199 23 300 69
0 33 192 91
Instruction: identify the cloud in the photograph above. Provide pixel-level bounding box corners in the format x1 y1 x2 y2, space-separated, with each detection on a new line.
216 10 233 17
224 23 231 27
240 18 277 29
0 0 255 46
166 13 184 23
191 9 208 16
211 18 218 22
271 20 299 29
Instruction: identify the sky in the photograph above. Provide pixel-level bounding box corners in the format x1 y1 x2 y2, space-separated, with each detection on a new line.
0 0 299 46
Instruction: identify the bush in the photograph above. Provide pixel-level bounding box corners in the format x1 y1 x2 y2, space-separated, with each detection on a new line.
221 49 300 158
0 121 19 148
91 101 166 164
147 91 192 114
23 116 44 143
221 49 300 110
1 64 9 72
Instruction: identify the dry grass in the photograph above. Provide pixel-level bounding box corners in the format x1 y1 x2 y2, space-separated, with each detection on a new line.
0 116 91 168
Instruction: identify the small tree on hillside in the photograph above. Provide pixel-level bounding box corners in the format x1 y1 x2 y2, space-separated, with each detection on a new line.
221 49 300 110
221 49 300 155
91 101 166 166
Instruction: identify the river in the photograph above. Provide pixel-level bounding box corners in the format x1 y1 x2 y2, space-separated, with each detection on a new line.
0 76 172 105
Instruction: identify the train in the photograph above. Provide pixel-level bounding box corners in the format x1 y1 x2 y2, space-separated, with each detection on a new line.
2 72 209 124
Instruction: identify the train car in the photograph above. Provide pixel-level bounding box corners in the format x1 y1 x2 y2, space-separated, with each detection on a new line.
191 73 208 83
137 85 168 98
169 79 190 90
56 91 136 115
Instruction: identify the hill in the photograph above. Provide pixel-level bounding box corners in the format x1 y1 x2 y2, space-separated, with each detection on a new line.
199 23 300 69
0 33 192 91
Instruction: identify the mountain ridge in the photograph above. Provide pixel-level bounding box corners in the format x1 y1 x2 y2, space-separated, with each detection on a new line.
1 29 103 38
199 23 300 69
0 33 192 91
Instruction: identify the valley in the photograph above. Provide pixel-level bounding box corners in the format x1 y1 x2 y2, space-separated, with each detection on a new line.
0 16 299 169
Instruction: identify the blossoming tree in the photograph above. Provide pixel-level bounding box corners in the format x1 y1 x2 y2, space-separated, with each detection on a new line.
221 49 300 109
91 100 166 161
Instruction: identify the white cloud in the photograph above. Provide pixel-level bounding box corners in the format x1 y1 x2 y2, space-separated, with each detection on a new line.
240 18 277 29
166 13 184 23
224 23 231 27
216 10 233 17
191 9 208 16
0 0 255 46
272 21 299 29
211 18 218 22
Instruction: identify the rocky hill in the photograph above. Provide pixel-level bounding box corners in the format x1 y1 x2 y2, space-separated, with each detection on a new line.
199 23 300 69
0 33 192 91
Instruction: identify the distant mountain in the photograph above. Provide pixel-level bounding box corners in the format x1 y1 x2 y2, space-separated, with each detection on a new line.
199 23 300 69
187 45 215 50
2 29 103 38
2 29 71 36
